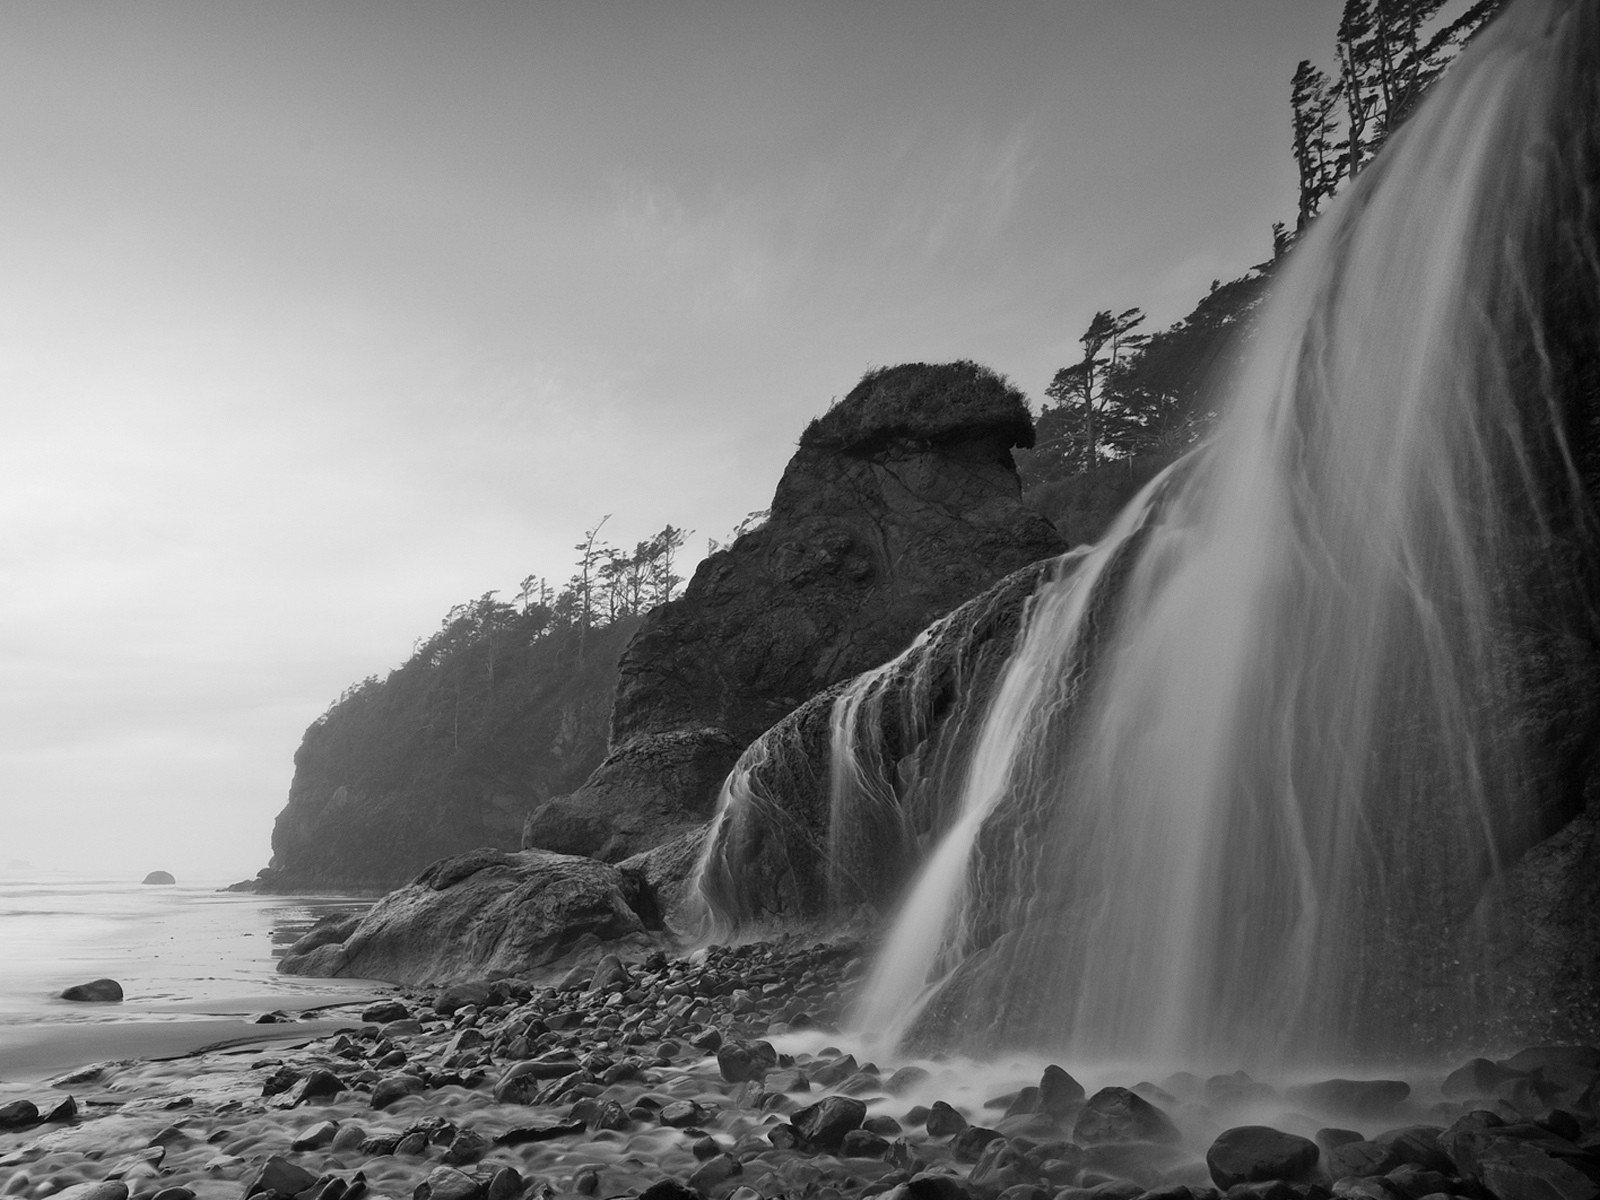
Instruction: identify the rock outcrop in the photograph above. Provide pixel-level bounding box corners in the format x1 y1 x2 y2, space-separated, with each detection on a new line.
140 871 175 885
524 362 1064 862
257 617 640 893
281 849 656 985
694 557 1058 930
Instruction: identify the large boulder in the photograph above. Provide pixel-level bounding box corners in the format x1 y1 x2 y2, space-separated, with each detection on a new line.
525 362 1064 862
281 848 653 985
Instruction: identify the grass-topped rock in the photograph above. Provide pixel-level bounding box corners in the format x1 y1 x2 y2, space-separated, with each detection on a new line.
800 361 1035 457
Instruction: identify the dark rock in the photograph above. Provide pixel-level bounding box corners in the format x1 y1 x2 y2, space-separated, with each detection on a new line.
952 1126 1006 1163
298 849 650 984
842 1129 893 1158
293 1068 346 1104
262 1065 303 1097
1444 1058 1526 1099
43 1095 78 1123
362 999 411 1024
927 1101 970 1138
414 1166 483 1200
1501 1047 1600 1074
793 1095 869 1151
1041 1065 1087 1118
1373 1128 1451 1173
141 871 175 885
1075 1088 1182 1146
687 1155 741 1192
637 1183 702 1200
0 1100 38 1129
906 1173 975 1200
485 1168 523 1200
59 977 123 1002
1324 1141 1404 1179
48 1186 129 1200
246 1157 319 1199
539 362 1063 869
717 1040 778 1083
370 1074 425 1109
888 1066 932 1095
290 1119 341 1150
494 1121 587 1145
1284 1080 1410 1119
659 1100 704 1128
1206 1127 1321 1189
441 1129 490 1166
148 1189 195 1200
970 1137 1039 1191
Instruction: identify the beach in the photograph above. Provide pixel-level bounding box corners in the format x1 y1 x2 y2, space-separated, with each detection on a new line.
2 920 1597 1200
0 875 382 1086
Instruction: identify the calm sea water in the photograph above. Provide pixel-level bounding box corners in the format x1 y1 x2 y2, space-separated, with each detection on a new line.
0 874 378 1027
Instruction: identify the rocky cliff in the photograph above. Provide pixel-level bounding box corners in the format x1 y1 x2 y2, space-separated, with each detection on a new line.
521 361 1065 862
257 615 640 893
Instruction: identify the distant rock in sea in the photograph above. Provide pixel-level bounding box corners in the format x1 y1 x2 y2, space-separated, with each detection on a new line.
141 870 175 885
59 978 123 1002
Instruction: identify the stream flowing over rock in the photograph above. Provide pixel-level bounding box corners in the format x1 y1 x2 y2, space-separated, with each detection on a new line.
696 0 1600 1066
522 362 1063 863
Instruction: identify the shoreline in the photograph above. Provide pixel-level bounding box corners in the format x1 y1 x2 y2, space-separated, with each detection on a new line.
1 939 1595 1200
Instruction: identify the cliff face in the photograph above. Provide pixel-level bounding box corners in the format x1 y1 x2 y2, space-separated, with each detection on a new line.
522 362 1066 861
259 616 640 893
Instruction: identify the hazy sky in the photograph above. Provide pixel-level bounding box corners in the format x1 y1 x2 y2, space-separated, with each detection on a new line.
1 0 1341 882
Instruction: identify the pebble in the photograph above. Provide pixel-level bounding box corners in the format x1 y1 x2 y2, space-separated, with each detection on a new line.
0 937 1594 1200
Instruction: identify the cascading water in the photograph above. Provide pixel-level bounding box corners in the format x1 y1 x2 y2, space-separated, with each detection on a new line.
838 0 1599 1068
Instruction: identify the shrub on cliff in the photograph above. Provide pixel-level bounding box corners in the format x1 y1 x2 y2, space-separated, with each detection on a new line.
800 361 1035 455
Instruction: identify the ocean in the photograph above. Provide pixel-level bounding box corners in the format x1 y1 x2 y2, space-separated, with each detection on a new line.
0 874 387 1086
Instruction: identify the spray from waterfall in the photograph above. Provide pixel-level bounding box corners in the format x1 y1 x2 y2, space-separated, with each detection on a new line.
693 0 1598 1068
847 0 1599 1068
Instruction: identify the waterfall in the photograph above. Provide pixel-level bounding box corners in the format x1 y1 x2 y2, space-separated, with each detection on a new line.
843 0 1600 1068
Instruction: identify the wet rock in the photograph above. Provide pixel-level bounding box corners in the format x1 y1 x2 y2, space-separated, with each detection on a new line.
1284 1080 1409 1119
904 1172 975 1200
1443 1058 1526 1100
1075 1088 1182 1146
370 1073 426 1109
687 1154 742 1192
293 1068 346 1104
43 1095 78 1123
495 1121 586 1145
927 1102 970 1139
660 1100 705 1128
0 1101 38 1130
1206 1127 1320 1189
59 978 123 1002
1323 1141 1404 1179
1041 1065 1087 1118
246 1157 319 1199
841 1129 892 1158
1500 1046 1600 1074
49 1186 129 1200
793 1096 869 1151
362 1000 411 1024
952 1126 1006 1163
887 1066 931 1095
485 1168 524 1200
637 1182 702 1200
717 1040 778 1083
148 1188 196 1200
291 1119 340 1150
441 1128 490 1166
414 1166 483 1200
1372 1128 1450 1174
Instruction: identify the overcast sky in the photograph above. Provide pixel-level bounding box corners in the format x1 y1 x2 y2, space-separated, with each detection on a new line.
1 0 1342 882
